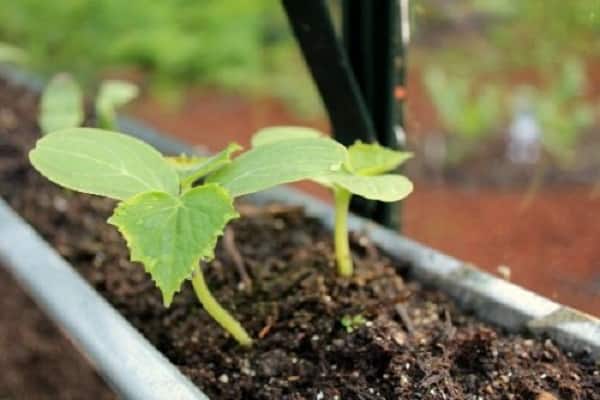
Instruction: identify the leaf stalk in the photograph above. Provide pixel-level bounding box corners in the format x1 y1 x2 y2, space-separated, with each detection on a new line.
191 265 253 347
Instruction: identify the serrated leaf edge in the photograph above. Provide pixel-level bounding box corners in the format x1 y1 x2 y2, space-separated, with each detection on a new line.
107 184 238 306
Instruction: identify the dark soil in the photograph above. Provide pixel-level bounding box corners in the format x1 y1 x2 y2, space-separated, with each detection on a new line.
1 78 599 399
0 267 115 400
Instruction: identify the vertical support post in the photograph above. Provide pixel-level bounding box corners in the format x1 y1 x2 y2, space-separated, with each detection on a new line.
282 0 408 229
281 0 376 145
342 0 405 228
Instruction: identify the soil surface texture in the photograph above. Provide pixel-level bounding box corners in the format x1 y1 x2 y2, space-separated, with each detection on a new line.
0 78 599 399
0 268 115 399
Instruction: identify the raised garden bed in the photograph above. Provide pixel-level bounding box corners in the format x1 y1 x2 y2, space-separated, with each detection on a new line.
0 71 599 399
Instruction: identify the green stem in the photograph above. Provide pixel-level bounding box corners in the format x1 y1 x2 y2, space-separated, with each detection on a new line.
95 103 115 131
191 265 252 347
334 187 353 277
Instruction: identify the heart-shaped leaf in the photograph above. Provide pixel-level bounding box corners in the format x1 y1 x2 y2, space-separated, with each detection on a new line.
108 184 238 305
29 128 179 200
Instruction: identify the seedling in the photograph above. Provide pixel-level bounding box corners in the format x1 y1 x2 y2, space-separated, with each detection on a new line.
95 80 140 130
38 73 138 135
424 66 502 164
529 58 595 164
340 314 367 333
38 74 84 135
29 127 346 346
251 127 413 277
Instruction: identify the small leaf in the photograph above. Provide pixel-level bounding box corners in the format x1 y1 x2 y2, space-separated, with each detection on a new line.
341 314 367 333
29 128 179 200
207 137 347 197
165 154 209 171
319 171 413 202
96 80 139 130
251 126 322 147
38 74 84 135
108 184 238 305
347 141 412 176
178 143 242 188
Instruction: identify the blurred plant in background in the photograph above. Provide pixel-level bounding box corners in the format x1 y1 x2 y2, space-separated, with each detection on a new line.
413 0 600 73
0 42 27 65
0 0 320 113
528 59 595 166
2 0 599 146
474 0 600 68
413 0 600 168
423 66 502 164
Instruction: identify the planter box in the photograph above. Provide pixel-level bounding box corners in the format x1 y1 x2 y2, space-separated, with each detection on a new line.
0 67 598 399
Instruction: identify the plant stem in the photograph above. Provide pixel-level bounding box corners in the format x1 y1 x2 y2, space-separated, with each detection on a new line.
334 187 353 277
191 265 252 347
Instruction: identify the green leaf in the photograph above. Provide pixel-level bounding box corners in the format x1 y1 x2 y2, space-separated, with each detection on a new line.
29 128 179 200
318 171 413 202
108 184 238 305
96 80 139 130
207 137 347 197
0 42 27 65
251 126 322 147
177 143 242 188
38 74 84 135
341 314 367 333
347 141 412 176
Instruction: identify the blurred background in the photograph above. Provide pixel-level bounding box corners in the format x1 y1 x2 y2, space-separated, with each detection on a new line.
0 0 599 317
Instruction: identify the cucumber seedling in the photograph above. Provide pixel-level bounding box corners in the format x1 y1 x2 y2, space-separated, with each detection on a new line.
251 127 413 277
340 314 367 333
29 127 346 346
38 73 138 134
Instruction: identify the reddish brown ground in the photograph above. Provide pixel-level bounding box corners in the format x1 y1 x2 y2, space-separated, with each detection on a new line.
130 87 599 317
405 184 600 316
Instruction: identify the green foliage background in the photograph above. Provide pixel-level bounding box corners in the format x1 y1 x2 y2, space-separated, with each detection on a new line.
0 0 319 111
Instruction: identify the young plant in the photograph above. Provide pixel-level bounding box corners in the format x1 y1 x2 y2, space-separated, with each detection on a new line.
424 66 502 164
29 127 347 346
340 314 367 333
95 80 140 130
530 58 595 165
38 74 84 135
38 74 138 135
251 127 413 277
